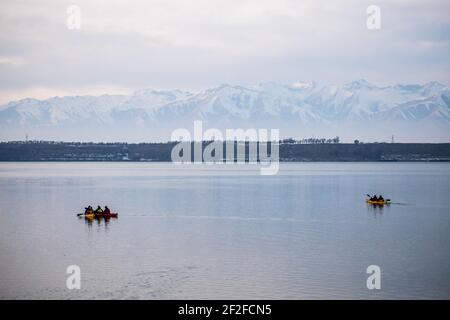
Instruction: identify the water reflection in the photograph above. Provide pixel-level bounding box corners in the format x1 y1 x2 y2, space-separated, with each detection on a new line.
366 202 391 215
81 215 118 228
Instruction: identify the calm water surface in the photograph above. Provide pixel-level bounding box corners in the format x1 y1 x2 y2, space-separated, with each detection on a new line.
0 162 449 299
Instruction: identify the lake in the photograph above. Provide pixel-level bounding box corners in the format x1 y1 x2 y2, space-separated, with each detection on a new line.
0 162 449 299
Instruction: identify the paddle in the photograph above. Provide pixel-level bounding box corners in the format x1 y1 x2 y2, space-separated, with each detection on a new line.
77 212 117 217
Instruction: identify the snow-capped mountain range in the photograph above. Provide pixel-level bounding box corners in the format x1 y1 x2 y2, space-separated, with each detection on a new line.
1 80 449 142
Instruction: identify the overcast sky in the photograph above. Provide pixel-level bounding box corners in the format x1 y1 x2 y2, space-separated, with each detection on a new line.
0 0 449 103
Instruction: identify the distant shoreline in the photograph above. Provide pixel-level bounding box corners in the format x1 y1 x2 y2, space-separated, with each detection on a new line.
1 141 449 162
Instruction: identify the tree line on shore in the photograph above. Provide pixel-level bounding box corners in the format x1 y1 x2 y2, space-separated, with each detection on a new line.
0 140 449 162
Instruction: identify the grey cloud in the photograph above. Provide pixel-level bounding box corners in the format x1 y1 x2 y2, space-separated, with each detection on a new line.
0 0 449 101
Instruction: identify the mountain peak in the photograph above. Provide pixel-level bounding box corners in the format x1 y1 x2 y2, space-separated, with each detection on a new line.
344 79 376 90
291 81 316 90
206 84 255 94
422 81 446 91
133 88 186 96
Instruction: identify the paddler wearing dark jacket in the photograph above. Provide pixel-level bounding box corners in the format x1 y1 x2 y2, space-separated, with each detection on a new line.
104 206 111 215
94 206 103 214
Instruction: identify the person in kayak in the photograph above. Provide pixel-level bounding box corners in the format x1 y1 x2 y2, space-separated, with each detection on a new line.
104 206 111 215
370 195 379 201
94 205 103 214
84 205 93 214
378 195 384 202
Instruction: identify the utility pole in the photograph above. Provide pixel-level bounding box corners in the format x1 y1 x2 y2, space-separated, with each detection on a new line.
391 135 394 143
25 133 29 143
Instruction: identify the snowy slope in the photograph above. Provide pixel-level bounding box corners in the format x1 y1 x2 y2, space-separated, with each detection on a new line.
0 80 449 141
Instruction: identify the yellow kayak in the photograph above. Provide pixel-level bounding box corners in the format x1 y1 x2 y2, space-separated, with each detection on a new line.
366 199 390 205
84 212 118 219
